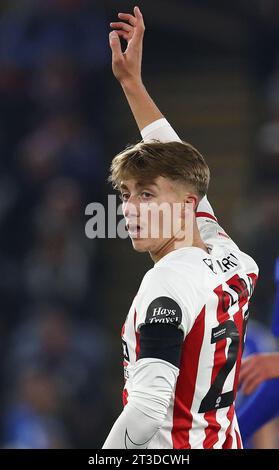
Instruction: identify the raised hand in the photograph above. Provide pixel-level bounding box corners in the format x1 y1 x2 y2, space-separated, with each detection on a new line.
109 6 145 86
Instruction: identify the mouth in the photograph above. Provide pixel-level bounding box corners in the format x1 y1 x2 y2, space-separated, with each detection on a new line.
127 223 142 239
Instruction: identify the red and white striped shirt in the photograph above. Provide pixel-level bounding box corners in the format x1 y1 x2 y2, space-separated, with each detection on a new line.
121 214 258 449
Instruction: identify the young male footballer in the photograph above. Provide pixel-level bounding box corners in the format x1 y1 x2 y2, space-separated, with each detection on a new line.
103 6 258 449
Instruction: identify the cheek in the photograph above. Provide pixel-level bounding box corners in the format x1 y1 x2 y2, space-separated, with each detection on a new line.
122 202 128 217
139 201 176 237
155 209 174 238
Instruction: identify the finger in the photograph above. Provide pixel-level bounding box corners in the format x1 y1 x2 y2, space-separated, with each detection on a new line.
118 12 137 27
241 369 261 392
110 21 134 33
239 362 254 378
134 6 143 20
239 369 260 390
131 6 145 43
240 357 256 373
243 376 261 395
239 365 258 383
109 31 122 59
113 30 130 41
134 6 145 26
239 369 250 384
240 357 250 367
241 354 256 366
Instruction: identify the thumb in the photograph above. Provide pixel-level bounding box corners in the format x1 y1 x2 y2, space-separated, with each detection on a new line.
109 31 122 59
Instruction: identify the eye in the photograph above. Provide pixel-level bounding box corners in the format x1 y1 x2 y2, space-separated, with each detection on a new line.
120 192 130 202
141 191 153 201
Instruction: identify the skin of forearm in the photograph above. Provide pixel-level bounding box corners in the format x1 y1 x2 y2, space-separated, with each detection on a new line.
267 353 279 378
121 79 163 131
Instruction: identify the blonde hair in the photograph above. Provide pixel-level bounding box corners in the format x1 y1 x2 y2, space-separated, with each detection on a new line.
109 140 210 198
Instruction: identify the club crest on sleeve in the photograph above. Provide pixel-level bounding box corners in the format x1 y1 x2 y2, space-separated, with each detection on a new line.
145 296 182 326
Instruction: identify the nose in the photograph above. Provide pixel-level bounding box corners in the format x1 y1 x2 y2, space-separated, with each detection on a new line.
123 194 140 219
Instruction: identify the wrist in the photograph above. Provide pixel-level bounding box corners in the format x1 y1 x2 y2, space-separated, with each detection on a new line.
120 77 145 94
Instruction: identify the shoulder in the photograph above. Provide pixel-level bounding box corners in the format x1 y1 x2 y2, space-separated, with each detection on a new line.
135 268 187 336
157 247 210 280
237 249 259 277
138 265 179 299
135 249 209 337
139 248 211 299
156 246 207 269
142 250 197 282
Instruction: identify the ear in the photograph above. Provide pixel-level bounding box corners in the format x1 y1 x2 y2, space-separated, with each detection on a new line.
182 194 199 215
179 197 196 222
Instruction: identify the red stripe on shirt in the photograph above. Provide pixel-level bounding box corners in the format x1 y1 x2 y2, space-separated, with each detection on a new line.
228 274 249 399
222 311 243 448
171 307 206 449
122 388 128 407
218 232 230 239
203 285 230 449
122 319 128 407
232 310 244 396
230 294 246 450
196 212 218 222
222 404 234 449
248 272 258 286
235 428 242 449
207 275 249 448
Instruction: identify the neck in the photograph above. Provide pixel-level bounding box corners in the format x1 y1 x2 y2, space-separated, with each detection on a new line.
150 220 207 263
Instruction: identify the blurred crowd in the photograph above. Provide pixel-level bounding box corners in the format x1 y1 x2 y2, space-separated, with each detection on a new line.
0 0 112 448
235 48 279 327
251 64 279 323
0 0 278 449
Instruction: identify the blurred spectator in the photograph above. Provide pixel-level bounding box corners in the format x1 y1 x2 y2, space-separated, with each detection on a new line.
236 320 279 449
4 304 110 447
0 1 109 448
3 369 68 449
0 0 109 69
17 113 104 196
235 189 279 325
22 177 96 307
5 305 107 397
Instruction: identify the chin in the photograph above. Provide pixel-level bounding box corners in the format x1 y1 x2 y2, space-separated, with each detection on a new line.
131 239 151 252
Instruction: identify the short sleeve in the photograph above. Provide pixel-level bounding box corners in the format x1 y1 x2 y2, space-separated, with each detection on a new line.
134 267 195 340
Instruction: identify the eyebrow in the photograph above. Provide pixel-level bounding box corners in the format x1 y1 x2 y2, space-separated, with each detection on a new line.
120 181 159 191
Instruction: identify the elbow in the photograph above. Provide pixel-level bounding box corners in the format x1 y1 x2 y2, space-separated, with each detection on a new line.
128 389 171 425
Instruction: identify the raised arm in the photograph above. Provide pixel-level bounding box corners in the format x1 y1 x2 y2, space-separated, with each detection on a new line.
109 7 162 131
109 7 180 142
109 6 221 229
